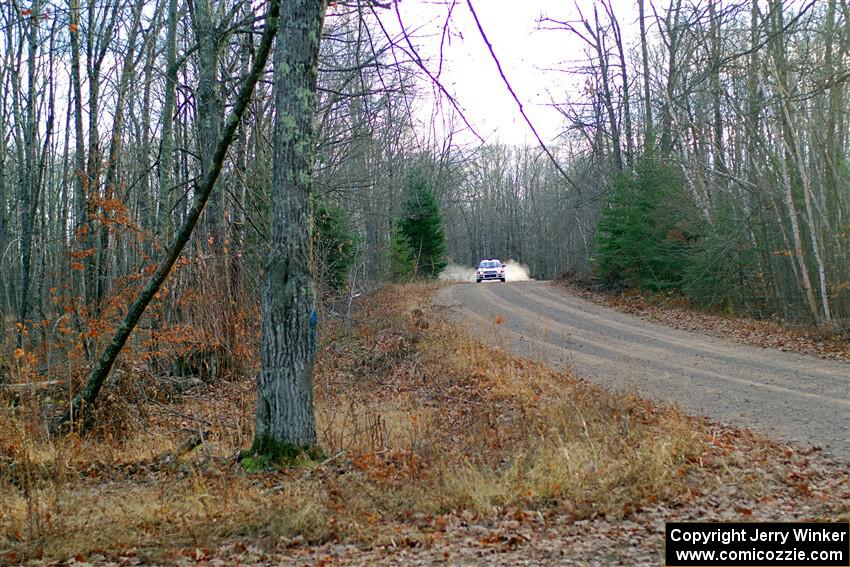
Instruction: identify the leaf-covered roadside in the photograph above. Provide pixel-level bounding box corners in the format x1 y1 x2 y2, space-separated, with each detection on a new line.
159 432 849 566
3 283 847 566
557 279 850 362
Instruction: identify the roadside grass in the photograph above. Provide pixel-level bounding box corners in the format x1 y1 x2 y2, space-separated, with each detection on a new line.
0 282 773 562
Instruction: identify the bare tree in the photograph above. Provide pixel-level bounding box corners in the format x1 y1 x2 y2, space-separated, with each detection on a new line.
60 0 282 427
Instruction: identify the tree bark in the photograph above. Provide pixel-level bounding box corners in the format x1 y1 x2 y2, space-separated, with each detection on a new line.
254 0 327 452
588 6 622 171
638 0 654 150
770 0 822 322
190 0 225 251
659 0 683 156
708 0 725 173
157 0 179 244
18 0 42 347
68 0 89 305
84 0 120 310
606 1 633 167
0 72 7 342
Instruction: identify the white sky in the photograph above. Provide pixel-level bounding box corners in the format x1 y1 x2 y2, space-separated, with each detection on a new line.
384 0 641 147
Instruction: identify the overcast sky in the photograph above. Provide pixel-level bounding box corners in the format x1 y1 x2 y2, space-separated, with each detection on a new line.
381 0 642 147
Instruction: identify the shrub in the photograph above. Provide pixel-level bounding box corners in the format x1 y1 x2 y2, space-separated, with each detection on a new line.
681 199 772 317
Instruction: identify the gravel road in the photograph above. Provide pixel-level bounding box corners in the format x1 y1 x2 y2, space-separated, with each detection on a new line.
435 281 850 459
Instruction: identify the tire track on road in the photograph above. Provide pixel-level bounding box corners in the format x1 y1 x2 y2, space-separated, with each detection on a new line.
435 281 850 459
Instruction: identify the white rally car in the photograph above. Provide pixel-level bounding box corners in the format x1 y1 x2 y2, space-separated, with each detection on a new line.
476 259 506 283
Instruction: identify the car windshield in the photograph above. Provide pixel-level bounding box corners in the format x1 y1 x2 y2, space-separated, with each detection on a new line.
479 260 501 268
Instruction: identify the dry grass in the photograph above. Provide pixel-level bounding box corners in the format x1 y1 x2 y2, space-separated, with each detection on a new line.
1 282 711 562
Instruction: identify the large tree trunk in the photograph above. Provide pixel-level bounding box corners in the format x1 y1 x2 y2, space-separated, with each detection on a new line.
254 0 326 452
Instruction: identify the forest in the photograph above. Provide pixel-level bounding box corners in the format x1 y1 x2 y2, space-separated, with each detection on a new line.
1 0 847 351
0 0 848 563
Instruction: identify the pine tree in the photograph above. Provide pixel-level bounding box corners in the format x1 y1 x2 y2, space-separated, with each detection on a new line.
313 195 358 292
594 158 695 291
386 223 416 282
398 171 446 278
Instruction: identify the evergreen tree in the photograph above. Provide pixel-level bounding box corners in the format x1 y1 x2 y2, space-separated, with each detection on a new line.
398 171 447 278
594 159 696 291
681 199 768 316
386 223 416 282
313 195 359 292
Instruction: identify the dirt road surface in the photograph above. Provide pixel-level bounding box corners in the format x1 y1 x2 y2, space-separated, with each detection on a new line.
435 281 850 459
